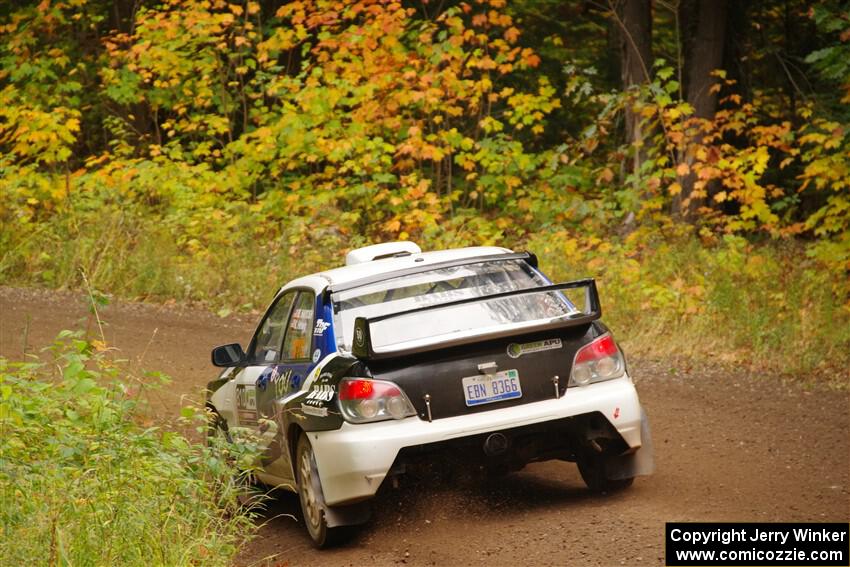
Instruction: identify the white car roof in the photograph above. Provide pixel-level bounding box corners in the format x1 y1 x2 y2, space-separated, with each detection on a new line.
280 246 514 294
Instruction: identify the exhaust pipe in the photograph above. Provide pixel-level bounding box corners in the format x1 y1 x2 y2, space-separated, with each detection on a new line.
483 432 509 456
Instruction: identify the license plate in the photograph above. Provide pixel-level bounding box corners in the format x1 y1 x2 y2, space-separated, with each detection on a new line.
462 369 522 406
236 384 257 425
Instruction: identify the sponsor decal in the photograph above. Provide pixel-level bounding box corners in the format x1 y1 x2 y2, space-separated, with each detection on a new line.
304 373 336 407
291 309 312 332
235 384 258 426
236 385 256 411
305 383 335 403
613 407 620 419
506 338 562 358
258 365 292 394
272 367 293 398
312 348 321 363
313 319 331 336
354 326 365 348
301 403 328 417
302 353 338 390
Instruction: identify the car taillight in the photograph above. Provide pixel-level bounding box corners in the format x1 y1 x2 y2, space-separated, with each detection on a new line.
338 378 416 423
569 333 626 387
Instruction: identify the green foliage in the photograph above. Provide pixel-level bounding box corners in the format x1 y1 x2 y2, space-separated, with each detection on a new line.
562 58 850 291
0 331 260 566
0 0 103 167
530 229 849 381
805 2 850 104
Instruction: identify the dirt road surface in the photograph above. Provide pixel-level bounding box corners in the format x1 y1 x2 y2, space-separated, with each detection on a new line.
2 286 848 566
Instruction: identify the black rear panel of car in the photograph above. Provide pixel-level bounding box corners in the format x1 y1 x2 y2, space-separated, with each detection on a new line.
365 323 600 421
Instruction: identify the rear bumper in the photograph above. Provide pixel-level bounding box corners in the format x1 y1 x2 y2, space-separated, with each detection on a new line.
310 375 646 505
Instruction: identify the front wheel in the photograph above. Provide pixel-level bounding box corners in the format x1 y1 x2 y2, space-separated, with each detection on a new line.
576 449 635 493
296 434 345 548
206 407 260 510
206 407 232 446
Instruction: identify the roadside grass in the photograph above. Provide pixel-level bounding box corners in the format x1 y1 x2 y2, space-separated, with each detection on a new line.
1 207 848 383
531 230 850 385
0 331 262 566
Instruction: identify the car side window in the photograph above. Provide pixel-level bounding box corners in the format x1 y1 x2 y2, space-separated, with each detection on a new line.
252 291 296 363
282 292 315 361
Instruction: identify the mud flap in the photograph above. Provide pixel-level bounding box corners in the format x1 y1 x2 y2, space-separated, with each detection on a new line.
307 457 372 528
324 501 371 528
606 407 655 481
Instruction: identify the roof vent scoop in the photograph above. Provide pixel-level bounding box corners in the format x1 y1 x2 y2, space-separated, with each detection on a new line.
345 242 422 266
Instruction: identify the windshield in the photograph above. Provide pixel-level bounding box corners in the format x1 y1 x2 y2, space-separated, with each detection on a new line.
331 259 578 352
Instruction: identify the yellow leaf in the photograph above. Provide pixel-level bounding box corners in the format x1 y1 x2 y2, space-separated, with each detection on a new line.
669 182 682 196
641 106 656 118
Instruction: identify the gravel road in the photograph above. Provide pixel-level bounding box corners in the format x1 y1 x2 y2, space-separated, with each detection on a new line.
1 286 847 566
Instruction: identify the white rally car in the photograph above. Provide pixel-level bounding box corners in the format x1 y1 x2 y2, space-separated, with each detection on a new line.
207 242 654 546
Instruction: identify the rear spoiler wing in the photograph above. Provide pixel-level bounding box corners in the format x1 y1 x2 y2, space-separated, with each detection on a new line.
351 279 601 360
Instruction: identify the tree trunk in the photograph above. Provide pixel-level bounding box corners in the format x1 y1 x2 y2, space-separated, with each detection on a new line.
686 0 727 120
675 0 728 218
617 0 652 173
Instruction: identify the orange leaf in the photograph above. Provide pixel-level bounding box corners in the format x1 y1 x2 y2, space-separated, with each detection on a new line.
504 27 520 43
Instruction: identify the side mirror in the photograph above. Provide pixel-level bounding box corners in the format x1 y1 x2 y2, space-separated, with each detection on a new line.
211 343 246 367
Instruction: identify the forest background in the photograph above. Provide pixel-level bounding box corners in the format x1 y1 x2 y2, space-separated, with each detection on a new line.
1 0 848 378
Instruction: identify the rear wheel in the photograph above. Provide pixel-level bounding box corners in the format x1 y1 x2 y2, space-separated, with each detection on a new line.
296 434 345 548
577 449 634 493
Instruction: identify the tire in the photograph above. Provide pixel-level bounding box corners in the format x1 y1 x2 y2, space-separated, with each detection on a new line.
206 408 259 510
576 449 635 493
206 408 232 446
296 433 345 548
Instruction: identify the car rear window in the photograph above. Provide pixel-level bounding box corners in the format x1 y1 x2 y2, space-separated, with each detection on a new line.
331 259 577 352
